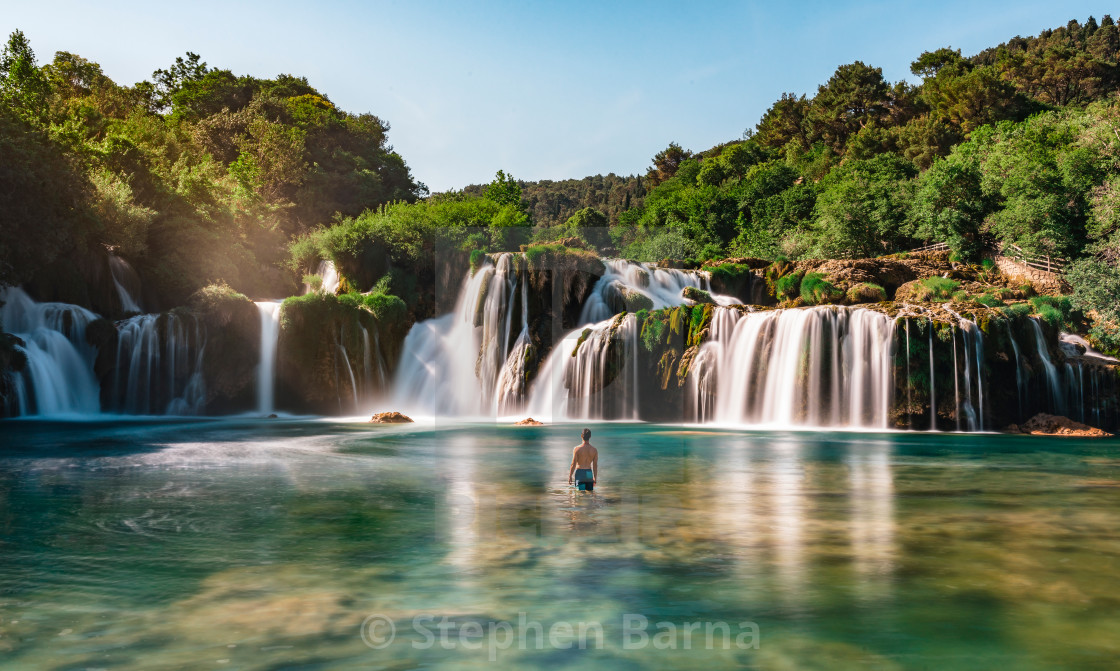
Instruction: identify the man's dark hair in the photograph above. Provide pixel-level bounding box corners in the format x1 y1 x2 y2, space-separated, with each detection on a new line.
582 428 591 440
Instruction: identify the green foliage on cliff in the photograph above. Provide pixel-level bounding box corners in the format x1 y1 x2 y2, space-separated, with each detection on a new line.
916 277 961 301
1029 295 1075 329
289 192 527 294
362 292 407 324
800 272 844 305
1066 258 1120 351
775 270 805 302
847 282 887 303
524 243 603 276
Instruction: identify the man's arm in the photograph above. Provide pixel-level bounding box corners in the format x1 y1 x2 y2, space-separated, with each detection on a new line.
568 448 577 484
591 452 599 483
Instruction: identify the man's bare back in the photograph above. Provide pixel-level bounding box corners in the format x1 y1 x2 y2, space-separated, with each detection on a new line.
568 428 599 490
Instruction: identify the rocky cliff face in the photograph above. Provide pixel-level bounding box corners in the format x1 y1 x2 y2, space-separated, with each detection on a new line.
276 292 404 415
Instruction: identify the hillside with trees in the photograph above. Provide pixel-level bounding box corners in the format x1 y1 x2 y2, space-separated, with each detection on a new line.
0 33 422 307
3 16 1120 351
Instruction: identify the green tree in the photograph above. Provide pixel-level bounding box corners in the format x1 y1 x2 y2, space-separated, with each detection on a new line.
0 30 51 124
808 154 917 258
755 93 810 151
645 142 693 186
908 148 989 258
150 52 208 111
485 169 522 207
807 62 891 153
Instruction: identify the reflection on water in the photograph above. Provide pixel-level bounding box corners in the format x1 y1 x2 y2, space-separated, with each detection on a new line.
0 420 1118 669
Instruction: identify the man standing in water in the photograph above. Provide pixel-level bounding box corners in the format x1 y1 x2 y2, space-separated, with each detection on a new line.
568 428 599 491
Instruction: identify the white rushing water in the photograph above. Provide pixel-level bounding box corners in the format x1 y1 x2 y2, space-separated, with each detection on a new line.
392 254 734 419
1029 318 1064 413
688 306 896 428
304 260 341 295
108 253 143 313
112 313 206 415
255 301 283 414
392 256 505 416
0 287 101 415
580 259 740 324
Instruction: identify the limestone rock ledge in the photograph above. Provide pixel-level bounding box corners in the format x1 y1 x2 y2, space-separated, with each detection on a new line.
1006 413 1113 437
370 411 414 424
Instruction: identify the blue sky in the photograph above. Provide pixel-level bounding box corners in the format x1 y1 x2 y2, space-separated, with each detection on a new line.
3 1 1115 191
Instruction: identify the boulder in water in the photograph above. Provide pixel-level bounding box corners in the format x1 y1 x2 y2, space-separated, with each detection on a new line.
514 417 544 426
1006 413 1113 437
370 411 414 424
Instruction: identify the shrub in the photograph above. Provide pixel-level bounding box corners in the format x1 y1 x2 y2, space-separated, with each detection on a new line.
524 243 604 277
847 282 887 303
974 293 1003 308
707 262 751 283
800 272 844 305
1029 295 1072 328
1002 302 1033 319
187 281 251 312
916 276 960 301
775 269 805 301
302 274 323 292
469 249 487 273
640 312 665 352
363 293 407 324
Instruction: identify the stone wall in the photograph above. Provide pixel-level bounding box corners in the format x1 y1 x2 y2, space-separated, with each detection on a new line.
993 255 1069 295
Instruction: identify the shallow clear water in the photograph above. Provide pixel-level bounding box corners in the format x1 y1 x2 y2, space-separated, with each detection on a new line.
0 420 1118 669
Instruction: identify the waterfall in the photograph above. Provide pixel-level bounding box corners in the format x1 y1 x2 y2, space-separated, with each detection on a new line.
1008 324 1026 421
905 319 912 428
957 322 980 431
335 332 360 414
113 313 206 415
392 255 508 416
107 253 143 313
1029 319 1063 413
494 261 532 413
255 301 282 414
687 306 895 428
527 313 640 421
580 259 740 325
928 319 936 431
0 287 101 415
305 260 340 295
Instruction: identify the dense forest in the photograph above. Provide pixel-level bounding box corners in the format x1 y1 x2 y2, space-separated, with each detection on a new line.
3 16 1120 350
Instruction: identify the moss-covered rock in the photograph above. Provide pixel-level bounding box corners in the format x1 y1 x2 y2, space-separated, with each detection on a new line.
847 282 887 304
682 286 715 305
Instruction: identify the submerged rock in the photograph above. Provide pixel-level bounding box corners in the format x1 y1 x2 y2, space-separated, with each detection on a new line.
370 411 414 424
514 417 544 425
1006 413 1113 437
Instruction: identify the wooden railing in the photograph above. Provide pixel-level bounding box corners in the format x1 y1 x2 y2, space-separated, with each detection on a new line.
1001 243 1067 274
908 241 950 253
